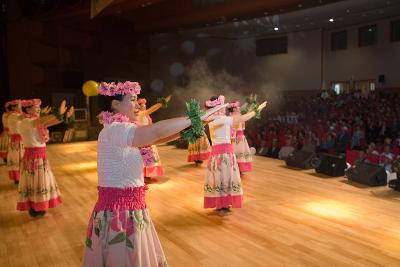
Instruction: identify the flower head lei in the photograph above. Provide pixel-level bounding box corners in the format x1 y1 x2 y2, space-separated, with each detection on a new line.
98 81 141 96
5 99 21 108
21 99 42 107
205 95 225 108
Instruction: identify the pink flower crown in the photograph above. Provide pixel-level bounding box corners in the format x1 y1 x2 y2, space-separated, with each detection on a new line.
5 99 21 107
98 111 130 124
228 101 240 109
99 81 141 96
21 99 41 107
205 95 225 108
137 98 147 105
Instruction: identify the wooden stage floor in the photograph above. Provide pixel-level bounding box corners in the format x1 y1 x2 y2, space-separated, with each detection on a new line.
1 142 400 267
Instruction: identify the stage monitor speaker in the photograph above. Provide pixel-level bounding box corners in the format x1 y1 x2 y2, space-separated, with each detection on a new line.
378 74 385 84
346 162 387 186
285 151 318 169
315 154 346 177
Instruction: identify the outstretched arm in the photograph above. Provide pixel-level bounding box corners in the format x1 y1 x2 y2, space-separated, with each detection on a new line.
132 104 227 147
141 95 172 116
233 101 267 125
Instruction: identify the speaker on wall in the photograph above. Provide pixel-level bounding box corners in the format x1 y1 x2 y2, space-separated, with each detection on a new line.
315 154 346 177
346 162 387 186
285 151 319 169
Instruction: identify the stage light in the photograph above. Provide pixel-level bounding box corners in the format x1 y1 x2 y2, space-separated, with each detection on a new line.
329 18 334 22
303 200 353 219
274 27 279 31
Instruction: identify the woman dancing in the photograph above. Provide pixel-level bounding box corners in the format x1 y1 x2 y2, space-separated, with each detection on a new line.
83 81 224 266
204 95 266 215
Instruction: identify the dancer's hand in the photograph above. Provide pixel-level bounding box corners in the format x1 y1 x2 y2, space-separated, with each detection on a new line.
66 106 75 118
59 100 67 115
42 106 51 114
257 101 267 111
201 104 228 121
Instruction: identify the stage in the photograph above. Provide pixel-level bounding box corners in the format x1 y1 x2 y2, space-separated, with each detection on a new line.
1 142 400 267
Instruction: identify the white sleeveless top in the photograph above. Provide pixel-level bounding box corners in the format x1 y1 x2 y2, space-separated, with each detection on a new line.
19 118 45 148
2 113 9 129
97 122 144 188
7 112 22 135
209 115 233 145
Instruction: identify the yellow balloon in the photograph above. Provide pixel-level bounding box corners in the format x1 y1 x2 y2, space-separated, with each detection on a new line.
82 80 99 96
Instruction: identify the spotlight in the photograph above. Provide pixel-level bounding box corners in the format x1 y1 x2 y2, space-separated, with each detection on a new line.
329 18 334 22
274 27 279 31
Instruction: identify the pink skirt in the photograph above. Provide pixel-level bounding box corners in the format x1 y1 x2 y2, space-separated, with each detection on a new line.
83 186 168 267
7 134 23 182
204 143 243 209
143 145 164 177
234 130 252 172
17 147 62 211
188 134 211 162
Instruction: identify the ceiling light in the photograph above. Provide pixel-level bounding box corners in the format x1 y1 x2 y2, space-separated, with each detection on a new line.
274 27 279 31
329 18 334 22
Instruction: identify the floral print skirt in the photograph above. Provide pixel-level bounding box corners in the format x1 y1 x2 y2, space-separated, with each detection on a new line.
143 145 164 178
234 130 252 173
83 186 168 267
204 143 243 209
17 147 62 211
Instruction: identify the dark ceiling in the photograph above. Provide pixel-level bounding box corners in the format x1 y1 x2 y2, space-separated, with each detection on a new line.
20 0 345 33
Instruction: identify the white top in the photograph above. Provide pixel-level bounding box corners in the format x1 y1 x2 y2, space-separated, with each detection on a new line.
7 112 22 135
97 122 144 188
2 113 9 129
209 115 233 145
19 118 45 148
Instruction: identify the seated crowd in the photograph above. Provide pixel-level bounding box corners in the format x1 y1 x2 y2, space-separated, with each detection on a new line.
247 89 400 173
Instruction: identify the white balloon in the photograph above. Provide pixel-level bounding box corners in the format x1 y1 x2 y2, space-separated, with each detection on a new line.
170 62 185 77
250 147 256 155
150 79 164 93
181 40 195 55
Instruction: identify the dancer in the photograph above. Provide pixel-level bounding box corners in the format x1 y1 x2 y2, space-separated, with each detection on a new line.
0 102 13 164
83 81 224 266
6 99 23 183
17 99 73 217
136 96 171 178
204 95 266 215
228 101 253 174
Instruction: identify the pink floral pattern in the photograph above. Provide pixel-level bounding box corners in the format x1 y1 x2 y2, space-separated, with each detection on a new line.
205 95 225 108
140 146 155 167
99 81 141 96
98 112 130 124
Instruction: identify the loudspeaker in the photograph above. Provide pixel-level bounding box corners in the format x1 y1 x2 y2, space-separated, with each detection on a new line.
378 74 385 84
346 162 387 186
315 154 346 177
285 151 318 169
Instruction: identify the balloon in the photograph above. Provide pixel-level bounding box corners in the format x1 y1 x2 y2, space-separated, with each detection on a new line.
82 80 99 96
